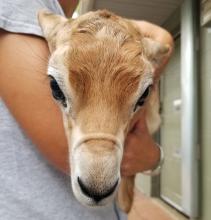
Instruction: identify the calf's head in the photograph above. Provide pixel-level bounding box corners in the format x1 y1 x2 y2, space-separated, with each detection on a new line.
38 10 169 207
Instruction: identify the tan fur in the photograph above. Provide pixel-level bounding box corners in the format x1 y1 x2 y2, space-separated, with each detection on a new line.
38 9 169 213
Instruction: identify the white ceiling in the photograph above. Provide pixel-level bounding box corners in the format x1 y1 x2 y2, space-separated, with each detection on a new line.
81 0 183 26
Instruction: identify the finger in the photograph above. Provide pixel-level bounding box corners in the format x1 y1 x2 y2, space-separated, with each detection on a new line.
129 109 149 134
120 165 132 176
123 132 137 151
133 114 152 138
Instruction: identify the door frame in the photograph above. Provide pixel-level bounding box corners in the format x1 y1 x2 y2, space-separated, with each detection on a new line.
153 0 200 218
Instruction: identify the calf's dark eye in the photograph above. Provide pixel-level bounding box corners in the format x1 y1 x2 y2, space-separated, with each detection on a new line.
134 86 151 112
48 75 67 107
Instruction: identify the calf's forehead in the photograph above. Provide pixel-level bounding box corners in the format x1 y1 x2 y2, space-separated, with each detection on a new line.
66 38 148 101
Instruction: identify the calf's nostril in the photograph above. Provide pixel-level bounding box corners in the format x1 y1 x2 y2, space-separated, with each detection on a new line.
77 177 118 202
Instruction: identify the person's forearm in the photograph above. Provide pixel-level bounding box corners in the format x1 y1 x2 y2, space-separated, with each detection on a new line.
0 31 70 174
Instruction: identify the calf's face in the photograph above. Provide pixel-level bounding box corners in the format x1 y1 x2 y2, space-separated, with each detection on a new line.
38 10 169 207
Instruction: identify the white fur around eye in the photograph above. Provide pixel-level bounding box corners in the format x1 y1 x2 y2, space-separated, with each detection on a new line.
137 75 153 99
141 80 153 94
48 66 62 82
47 65 66 90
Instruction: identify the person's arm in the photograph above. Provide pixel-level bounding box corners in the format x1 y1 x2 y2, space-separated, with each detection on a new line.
0 31 69 173
0 1 79 174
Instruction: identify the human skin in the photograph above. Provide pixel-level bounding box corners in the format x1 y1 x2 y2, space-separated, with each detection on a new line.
0 2 173 176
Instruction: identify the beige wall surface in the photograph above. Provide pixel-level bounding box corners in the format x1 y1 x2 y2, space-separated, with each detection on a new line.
199 27 211 220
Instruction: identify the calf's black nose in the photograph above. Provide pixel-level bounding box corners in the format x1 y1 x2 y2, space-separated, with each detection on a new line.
77 177 118 202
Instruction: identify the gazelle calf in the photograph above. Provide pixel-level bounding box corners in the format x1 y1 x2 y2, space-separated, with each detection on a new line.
38 9 169 213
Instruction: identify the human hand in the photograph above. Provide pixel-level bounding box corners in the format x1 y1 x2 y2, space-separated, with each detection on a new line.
121 109 160 177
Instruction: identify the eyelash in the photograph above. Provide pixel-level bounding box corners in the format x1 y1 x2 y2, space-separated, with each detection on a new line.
48 75 67 107
133 85 151 112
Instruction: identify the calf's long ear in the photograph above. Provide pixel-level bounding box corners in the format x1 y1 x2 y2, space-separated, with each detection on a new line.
142 37 170 75
37 10 69 51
